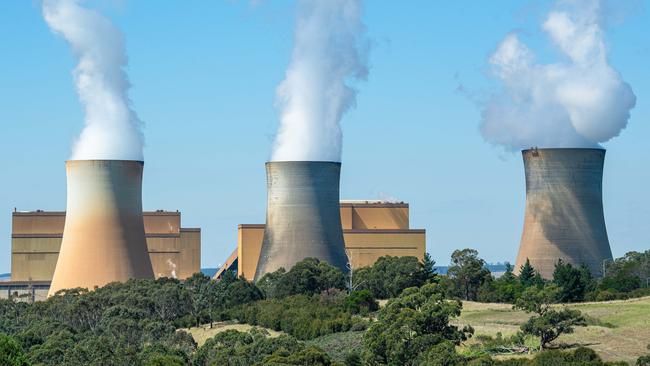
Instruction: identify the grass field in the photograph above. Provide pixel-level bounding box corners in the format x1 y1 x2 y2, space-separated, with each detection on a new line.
183 321 283 347
184 297 649 363
454 296 650 363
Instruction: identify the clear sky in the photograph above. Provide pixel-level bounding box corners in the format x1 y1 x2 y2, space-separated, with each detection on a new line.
1 1 648 273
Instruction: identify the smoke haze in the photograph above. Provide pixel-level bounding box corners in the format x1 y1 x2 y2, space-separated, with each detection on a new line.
271 0 369 162
43 0 144 161
481 0 636 150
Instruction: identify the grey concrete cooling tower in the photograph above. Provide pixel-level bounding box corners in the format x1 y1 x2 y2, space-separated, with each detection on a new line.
48 160 154 296
514 148 613 279
254 161 349 281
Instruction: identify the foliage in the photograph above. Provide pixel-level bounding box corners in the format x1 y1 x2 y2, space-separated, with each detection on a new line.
306 331 365 364
256 258 347 299
552 260 594 303
0 333 29 366
230 294 353 340
192 328 304 366
262 346 334 365
447 249 492 301
344 290 379 315
0 274 266 365
364 283 472 365
514 286 586 350
606 251 650 286
478 263 525 303
423 252 439 283
518 259 544 288
352 255 432 299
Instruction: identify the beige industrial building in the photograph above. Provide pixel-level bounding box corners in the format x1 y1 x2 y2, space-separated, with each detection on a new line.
10 210 200 283
215 201 426 280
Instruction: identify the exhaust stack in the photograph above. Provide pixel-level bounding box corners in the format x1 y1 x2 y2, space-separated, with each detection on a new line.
48 160 153 295
514 148 613 278
254 161 348 281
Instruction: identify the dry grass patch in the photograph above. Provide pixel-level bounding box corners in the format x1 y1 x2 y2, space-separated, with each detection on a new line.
454 296 650 363
183 321 283 347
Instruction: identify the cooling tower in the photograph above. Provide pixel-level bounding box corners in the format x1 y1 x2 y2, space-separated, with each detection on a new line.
514 148 613 279
48 160 154 296
254 161 348 281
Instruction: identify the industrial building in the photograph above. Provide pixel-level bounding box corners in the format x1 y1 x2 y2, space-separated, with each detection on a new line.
215 200 426 280
514 148 613 279
10 210 200 285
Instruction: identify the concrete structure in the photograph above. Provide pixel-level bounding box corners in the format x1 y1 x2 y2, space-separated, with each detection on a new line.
514 148 613 278
217 201 426 281
48 160 153 295
11 210 200 283
255 161 349 281
0 281 50 302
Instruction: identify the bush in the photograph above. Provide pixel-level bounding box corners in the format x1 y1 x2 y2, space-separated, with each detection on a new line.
352 255 431 299
345 290 379 315
257 258 347 299
0 333 29 366
193 329 305 366
230 295 353 340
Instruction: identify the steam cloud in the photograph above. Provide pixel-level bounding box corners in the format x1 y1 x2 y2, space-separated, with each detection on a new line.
481 0 636 150
43 0 144 161
271 0 369 162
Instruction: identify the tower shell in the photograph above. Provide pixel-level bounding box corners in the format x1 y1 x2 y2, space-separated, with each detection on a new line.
254 161 348 280
514 148 613 278
48 160 154 295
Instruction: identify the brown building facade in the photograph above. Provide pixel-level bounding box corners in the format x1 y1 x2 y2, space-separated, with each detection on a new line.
215 201 426 280
11 210 200 282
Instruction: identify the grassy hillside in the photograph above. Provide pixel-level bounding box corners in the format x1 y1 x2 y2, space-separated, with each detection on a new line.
184 297 649 363
454 296 650 363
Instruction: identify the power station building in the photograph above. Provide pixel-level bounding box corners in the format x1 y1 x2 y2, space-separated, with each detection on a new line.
215 200 426 280
10 210 200 283
514 148 613 279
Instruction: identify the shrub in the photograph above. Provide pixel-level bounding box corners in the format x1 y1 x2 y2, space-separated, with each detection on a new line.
257 258 347 299
345 290 379 315
230 295 353 340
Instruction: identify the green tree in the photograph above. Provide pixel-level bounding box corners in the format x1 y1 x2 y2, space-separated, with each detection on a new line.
364 283 472 365
478 263 524 303
422 252 438 284
345 290 379 315
514 286 586 350
447 249 492 301
519 259 537 287
256 258 347 299
552 260 593 303
353 256 431 299
0 333 29 366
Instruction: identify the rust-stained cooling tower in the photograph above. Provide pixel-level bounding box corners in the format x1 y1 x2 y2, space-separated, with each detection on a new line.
254 161 348 281
514 148 613 279
48 160 154 296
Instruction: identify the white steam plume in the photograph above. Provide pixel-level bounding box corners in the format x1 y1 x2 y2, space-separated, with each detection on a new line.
481 0 636 150
271 0 369 162
43 0 144 161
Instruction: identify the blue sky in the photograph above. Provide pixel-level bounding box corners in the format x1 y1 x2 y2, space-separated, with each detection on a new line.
0 1 648 273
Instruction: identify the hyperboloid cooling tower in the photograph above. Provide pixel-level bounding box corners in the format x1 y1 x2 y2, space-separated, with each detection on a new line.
48 160 154 296
254 161 349 281
514 148 613 279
